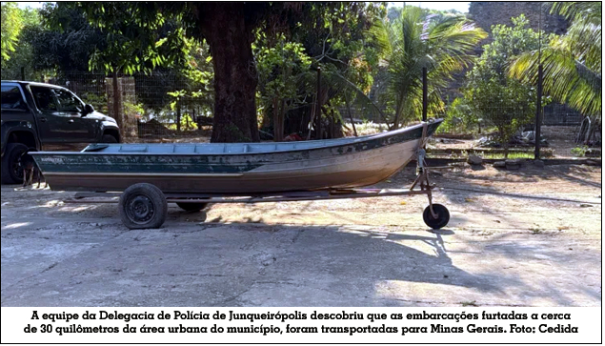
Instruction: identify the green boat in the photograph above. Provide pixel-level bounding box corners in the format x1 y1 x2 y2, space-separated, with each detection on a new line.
31 119 442 194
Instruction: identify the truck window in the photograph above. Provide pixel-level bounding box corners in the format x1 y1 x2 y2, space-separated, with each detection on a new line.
1 85 27 110
30 86 59 112
54 89 85 112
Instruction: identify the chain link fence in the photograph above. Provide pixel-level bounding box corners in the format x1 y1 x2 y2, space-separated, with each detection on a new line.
13 71 590 145
45 72 213 143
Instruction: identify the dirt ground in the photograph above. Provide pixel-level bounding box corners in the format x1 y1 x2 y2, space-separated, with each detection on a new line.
1 163 601 307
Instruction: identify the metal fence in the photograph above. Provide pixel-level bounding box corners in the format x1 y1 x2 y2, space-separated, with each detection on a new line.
45 72 214 142
18 70 589 144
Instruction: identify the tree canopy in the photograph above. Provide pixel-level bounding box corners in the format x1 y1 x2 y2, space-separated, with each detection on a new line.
462 15 550 155
1 2 23 61
510 2 602 119
371 7 487 128
2 2 600 144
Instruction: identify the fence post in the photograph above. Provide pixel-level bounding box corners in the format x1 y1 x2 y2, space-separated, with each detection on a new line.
176 97 182 133
422 67 428 122
315 66 322 139
534 64 543 160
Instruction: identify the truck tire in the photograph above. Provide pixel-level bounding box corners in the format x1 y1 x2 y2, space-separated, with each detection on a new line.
119 183 168 229
101 134 118 143
1 143 29 185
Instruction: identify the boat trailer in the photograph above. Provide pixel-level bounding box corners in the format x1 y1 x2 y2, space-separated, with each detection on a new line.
63 125 450 230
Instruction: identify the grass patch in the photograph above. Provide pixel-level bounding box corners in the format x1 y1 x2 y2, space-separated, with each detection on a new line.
571 146 588 157
482 152 536 160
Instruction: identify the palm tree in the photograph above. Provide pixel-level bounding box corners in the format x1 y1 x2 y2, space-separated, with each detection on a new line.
372 7 486 128
509 2 601 119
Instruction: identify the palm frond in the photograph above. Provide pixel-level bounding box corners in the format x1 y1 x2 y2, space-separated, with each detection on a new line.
509 7 601 120
551 2 601 26
383 6 486 126
510 47 601 118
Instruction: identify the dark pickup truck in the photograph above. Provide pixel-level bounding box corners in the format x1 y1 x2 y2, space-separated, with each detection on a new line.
1 80 121 184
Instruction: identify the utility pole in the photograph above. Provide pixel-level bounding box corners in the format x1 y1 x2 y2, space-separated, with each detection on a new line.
535 2 543 160
422 67 428 122
535 65 543 159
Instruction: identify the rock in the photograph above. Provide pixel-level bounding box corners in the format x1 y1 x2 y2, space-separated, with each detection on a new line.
586 160 601 166
493 161 506 168
505 159 522 170
467 154 483 165
505 159 522 165
532 159 545 168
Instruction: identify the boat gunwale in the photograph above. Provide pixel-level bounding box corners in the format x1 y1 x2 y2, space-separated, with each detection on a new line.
30 119 443 157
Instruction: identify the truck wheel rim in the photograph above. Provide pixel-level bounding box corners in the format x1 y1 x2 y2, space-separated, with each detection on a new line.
126 195 154 224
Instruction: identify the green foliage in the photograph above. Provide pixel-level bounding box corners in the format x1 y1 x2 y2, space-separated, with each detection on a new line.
439 97 479 133
65 2 188 76
464 15 549 153
15 3 102 78
571 146 588 157
255 33 313 138
179 114 197 131
510 3 601 119
551 2 601 25
466 78 536 148
134 38 214 119
80 92 108 114
372 6 487 127
0 5 41 79
1 2 23 61
123 101 145 121
251 3 389 139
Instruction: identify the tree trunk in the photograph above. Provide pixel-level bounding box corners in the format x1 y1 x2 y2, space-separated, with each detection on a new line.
199 3 259 143
499 128 509 159
272 98 284 142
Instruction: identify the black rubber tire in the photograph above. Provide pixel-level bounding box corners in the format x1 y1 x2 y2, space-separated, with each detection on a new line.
101 134 118 143
423 203 450 229
119 183 168 229
176 202 208 212
1 143 29 185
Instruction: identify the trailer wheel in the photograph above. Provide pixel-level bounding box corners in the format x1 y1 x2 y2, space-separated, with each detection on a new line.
423 204 450 229
119 183 167 229
176 202 208 212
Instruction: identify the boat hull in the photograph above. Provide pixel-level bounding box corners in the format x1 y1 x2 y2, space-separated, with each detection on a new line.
32 120 441 194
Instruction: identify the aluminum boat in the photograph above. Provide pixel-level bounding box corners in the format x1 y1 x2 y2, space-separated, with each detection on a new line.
31 119 443 193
